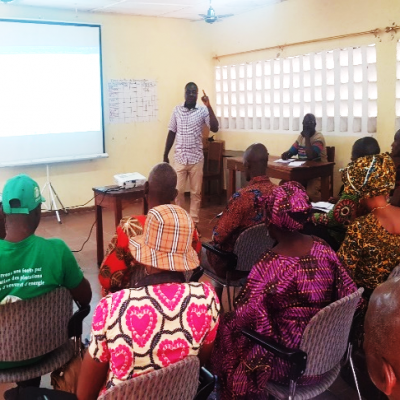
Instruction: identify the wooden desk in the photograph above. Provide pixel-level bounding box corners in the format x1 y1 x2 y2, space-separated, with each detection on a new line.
227 155 335 201
93 185 148 266
223 150 244 158
203 148 244 159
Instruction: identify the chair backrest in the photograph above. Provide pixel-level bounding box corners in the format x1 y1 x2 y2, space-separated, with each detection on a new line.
300 287 363 377
0 287 73 361
233 224 275 272
98 356 200 400
205 141 223 174
326 146 335 162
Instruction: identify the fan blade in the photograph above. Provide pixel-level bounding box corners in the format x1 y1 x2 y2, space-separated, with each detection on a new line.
198 14 208 18
216 14 234 18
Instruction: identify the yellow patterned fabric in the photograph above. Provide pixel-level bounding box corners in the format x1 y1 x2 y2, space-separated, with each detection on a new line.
337 213 400 291
341 153 395 199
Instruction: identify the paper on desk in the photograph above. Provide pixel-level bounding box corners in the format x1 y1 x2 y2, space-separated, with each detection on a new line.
288 161 306 167
274 158 293 164
312 202 335 212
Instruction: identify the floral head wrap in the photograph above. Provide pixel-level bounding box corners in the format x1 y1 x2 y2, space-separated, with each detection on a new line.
265 181 312 232
341 153 396 199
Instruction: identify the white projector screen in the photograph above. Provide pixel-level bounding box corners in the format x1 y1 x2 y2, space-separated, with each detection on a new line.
0 19 105 167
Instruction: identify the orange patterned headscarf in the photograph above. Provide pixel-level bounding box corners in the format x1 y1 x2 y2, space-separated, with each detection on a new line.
342 153 396 199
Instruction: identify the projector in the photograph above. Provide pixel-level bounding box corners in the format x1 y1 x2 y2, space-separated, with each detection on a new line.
114 172 147 189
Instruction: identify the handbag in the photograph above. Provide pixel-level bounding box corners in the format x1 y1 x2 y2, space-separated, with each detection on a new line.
50 337 84 394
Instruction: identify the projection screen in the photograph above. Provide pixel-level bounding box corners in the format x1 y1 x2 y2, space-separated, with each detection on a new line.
0 19 105 167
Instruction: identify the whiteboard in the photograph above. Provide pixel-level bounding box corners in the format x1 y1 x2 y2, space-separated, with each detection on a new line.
0 19 105 167
108 79 158 123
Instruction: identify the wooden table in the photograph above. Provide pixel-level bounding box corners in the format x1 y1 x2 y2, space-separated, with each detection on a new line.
223 150 245 158
227 155 335 201
93 185 148 266
203 147 244 160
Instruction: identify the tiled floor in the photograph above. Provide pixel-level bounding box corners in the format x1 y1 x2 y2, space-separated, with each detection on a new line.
0 196 363 399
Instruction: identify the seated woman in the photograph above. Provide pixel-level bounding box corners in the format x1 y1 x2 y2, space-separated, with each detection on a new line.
337 152 400 299
302 136 380 251
210 182 357 399
77 205 220 400
98 163 201 296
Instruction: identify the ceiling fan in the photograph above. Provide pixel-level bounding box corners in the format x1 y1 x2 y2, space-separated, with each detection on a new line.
198 0 234 24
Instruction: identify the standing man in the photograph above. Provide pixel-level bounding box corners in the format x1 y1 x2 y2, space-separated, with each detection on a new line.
164 82 219 230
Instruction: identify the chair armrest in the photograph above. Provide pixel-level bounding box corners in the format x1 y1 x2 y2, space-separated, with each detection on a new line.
5 387 78 400
68 304 91 338
202 242 238 270
242 328 307 381
194 367 216 400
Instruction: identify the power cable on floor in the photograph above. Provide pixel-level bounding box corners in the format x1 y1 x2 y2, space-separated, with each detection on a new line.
71 188 117 253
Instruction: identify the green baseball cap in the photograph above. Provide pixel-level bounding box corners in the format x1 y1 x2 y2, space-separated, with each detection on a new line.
2 174 45 215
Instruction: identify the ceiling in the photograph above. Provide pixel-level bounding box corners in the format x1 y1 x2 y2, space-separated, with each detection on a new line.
3 0 284 21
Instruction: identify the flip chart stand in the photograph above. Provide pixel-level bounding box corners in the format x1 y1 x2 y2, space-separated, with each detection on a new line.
41 165 68 224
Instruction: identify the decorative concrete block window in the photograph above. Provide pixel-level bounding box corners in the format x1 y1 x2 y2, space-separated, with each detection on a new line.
215 44 377 134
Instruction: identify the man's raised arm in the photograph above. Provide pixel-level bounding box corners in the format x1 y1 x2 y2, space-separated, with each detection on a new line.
202 91 219 133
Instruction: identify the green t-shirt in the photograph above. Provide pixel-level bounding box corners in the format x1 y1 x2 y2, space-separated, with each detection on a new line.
0 235 83 302
0 235 84 369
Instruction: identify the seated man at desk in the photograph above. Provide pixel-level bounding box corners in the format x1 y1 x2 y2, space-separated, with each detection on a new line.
281 113 327 201
202 143 275 299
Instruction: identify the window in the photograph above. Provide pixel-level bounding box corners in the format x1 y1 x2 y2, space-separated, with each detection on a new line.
215 44 377 134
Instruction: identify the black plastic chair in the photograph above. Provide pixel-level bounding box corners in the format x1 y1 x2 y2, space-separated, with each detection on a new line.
194 367 216 400
202 224 275 310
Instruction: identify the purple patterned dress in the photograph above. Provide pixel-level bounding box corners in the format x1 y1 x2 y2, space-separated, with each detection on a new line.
210 237 357 399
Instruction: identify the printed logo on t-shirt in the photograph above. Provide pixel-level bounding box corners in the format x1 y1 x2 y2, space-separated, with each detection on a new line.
0 267 45 294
